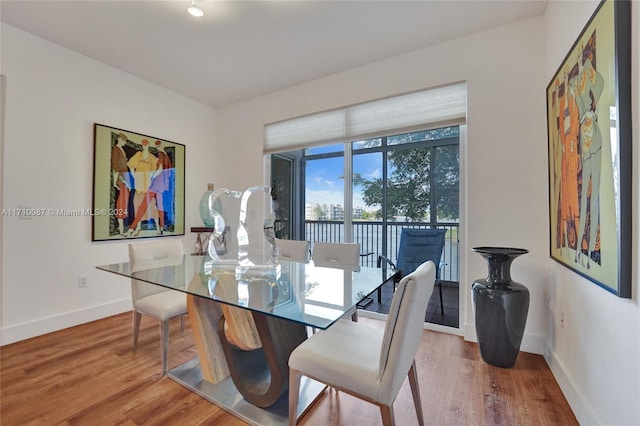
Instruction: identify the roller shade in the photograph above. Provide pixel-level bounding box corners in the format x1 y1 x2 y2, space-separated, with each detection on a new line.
264 82 466 154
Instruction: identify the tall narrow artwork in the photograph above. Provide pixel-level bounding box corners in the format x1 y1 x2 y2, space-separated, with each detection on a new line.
92 124 185 241
546 0 631 297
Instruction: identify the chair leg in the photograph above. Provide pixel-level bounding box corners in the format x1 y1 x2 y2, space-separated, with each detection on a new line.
380 403 396 426
180 315 185 334
438 281 444 315
408 360 425 426
351 309 358 322
132 311 142 352
288 369 301 425
161 319 170 376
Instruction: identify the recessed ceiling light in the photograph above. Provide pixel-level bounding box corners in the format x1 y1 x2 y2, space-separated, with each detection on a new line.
188 0 204 17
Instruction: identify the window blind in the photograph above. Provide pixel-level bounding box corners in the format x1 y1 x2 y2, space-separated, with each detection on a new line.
264 82 466 154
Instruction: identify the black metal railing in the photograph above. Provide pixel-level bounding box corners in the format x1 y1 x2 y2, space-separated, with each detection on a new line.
305 220 459 282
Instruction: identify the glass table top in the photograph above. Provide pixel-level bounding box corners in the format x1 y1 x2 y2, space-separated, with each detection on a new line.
97 255 398 330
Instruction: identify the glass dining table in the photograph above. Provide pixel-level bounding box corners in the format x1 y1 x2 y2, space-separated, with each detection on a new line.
97 255 399 425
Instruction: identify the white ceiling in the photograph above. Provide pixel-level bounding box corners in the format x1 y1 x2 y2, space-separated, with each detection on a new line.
1 0 548 108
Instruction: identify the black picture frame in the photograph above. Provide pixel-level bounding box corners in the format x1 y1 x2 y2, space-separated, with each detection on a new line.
546 0 631 298
92 123 186 241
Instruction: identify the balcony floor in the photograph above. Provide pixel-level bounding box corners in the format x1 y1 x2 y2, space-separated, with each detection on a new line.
361 280 459 328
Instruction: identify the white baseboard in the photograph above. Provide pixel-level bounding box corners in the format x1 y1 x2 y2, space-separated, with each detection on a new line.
464 323 477 342
545 346 598 425
358 310 463 335
0 298 132 346
425 320 463 335
357 309 388 321
463 323 545 355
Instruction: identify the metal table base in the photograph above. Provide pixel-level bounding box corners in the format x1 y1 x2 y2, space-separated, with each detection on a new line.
169 358 326 426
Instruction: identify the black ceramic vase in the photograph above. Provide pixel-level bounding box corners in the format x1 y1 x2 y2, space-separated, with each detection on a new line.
471 247 529 368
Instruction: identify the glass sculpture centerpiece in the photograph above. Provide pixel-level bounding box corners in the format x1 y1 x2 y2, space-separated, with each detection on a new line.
207 185 280 280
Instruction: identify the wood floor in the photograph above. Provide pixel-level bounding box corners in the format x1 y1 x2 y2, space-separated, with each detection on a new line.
1 312 577 426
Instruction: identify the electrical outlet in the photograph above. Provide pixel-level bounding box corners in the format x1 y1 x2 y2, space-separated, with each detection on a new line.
78 277 88 288
560 311 566 329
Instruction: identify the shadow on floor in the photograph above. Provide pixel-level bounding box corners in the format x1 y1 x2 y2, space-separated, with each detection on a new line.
361 280 459 328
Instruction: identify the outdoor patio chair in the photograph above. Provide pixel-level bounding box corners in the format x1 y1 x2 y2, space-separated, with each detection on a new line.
378 228 447 315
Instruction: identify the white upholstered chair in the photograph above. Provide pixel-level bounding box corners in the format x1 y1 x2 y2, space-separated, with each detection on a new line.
311 241 360 271
288 260 436 426
128 239 187 375
275 238 310 262
311 241 361 322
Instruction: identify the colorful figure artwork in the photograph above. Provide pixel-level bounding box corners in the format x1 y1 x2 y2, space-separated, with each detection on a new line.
551 34 603 269
546 0 631 297
93 124 185 241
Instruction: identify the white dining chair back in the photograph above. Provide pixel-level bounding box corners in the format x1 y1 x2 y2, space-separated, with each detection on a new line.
130 239 184 299
311 241 362 322
128 239 187 375
311 241 360 272
288 260 436 426
378 260 435 406
275 238 310 262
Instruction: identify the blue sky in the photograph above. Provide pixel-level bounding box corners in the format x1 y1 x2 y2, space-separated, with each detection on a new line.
305 150 385 210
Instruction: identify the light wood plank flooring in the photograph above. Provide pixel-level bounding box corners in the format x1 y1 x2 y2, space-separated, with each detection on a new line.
0 312 577 425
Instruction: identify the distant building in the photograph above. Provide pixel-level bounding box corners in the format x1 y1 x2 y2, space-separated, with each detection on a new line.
353 206 364 219
305 203 315 219
330 204 344 220
306 203 368 220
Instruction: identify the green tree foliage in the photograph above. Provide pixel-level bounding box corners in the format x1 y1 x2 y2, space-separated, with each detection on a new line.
313 205 325 220
359 210 375 220
354 127 459 221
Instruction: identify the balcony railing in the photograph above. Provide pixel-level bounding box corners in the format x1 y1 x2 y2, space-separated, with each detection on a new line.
305 220 459 283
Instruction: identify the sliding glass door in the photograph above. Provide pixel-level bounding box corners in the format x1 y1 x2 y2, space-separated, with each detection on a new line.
269 125 461 328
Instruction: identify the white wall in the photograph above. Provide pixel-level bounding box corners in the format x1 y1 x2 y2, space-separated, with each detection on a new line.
544 2 640 425
0 24 219 344
217 16 549 351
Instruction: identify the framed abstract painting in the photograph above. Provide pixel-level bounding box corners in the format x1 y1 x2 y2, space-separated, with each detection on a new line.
546 0 631 298
92 123 185 241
